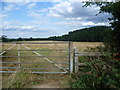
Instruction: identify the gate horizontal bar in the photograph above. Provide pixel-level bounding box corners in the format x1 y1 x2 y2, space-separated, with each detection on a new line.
31 71 68 74
0 71 68 74
15 42 69 44
2 42 69 44
1 62 69 64
0 71 16 73
2 49 67 51
0 56 68 58
1 67 69 70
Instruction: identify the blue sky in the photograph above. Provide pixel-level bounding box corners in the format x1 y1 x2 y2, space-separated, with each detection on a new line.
1 0 110 38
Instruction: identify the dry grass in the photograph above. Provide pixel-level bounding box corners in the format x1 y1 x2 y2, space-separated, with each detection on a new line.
73 42 103 51
1 41 103 88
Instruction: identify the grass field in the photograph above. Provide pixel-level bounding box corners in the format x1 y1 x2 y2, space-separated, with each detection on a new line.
15 41 103 51
1 41 103 88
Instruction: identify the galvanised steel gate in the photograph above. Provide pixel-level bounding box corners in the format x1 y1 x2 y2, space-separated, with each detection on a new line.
0 41 73 74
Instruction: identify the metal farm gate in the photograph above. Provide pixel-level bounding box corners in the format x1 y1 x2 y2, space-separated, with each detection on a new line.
0 41 73 74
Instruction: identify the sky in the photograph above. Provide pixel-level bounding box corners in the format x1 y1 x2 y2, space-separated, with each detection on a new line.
0 0 111 38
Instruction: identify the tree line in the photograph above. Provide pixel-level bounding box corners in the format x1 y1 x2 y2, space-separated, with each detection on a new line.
49 26 111 42
1 26 111 42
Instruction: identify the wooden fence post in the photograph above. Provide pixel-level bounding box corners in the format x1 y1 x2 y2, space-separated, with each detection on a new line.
68 41 73 73
73 48 75 73
73 48 79 73
74 48 79 73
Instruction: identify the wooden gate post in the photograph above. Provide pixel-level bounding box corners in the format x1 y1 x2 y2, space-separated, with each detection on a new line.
68 41 73 73
74 48 79 73
74 49 79 73
73 48 75 73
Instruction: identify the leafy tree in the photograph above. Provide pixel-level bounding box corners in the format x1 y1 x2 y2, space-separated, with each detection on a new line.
49 26 111 42
83 1 120 54
17 37 23 41
30 37 33 40
1 35 9 42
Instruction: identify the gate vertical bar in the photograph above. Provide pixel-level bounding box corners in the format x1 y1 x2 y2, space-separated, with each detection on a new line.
68 41 73 73
18 44 21 68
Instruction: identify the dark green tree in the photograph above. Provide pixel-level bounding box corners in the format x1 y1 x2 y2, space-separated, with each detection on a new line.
49 26 111 42
18 37 23 41
30 37 33 40
1 35 9 42
83 1 120 55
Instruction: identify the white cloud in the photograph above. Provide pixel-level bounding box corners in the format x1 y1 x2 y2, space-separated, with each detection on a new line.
66 17 82 20
3 2 33 13
52 0 64 2
82 21 107 26
26 2 36 10
0 14 7 18
2 0 116 2
21 26 35 29
4 25 36 30
69 0 89 2
18 32 24 35
2 0 67 2
48 1 73 18
48 1 99 18
4 4 16 11
26 1 108 27
28 12 45 20
2 1 111 38
45 1 110 24
2 0 24 2
37 8 48 12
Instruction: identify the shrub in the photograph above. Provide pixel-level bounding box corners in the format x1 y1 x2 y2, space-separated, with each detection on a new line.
71 47 120 89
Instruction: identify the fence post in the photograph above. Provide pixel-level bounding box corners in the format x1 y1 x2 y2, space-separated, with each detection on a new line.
73 48 75 73
68 41 73 73
74 48 79 73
